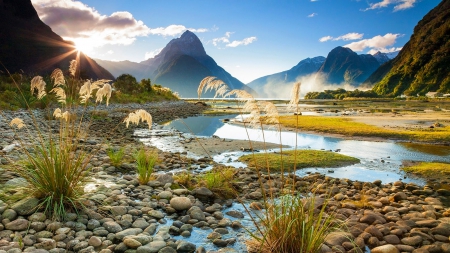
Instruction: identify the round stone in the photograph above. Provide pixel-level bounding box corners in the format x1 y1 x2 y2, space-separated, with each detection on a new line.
170 197 192 211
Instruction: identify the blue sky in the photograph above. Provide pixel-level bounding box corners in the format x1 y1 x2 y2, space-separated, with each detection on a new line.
31 0 441 83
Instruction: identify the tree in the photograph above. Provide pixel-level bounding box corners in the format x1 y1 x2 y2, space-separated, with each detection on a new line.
140 78 152 93
114 74 139 94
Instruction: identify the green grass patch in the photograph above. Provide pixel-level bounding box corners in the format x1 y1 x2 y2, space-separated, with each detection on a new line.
107 146 125 167
134 148 158 185
401 162 450 177
278 115 450 143
238 150 359 172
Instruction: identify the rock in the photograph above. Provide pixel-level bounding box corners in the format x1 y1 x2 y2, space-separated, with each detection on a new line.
137 241 166 253
170 197 192 211
28 212 46 222
384 235 400 244
177 241 196 253
392 192 407 202
5 218 29 231
110 206 128 216
88 236 102 247
123 238 142 249
371 244 399 253
193 187 213 197
158 246 177 253
148 210 165 219
188 207 205 221
156 174 174 185
132 218 149 229
401 235 422 246
225 210 244 218
324 232 353 246
11 198 39 215
35 239 57 250
158 191 173 200
213 239 228 247
115 228 143 240
1 209 17 220
103 221 123 233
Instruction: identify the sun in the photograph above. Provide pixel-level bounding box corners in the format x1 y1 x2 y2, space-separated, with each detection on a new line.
74 39 93 54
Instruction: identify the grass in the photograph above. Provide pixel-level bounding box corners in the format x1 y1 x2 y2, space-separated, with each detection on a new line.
107 146 125 167
238 150 360 172
199 167 237 198
401 162 450 177
278 115 450 143
247 194 341 253
134 148 157 185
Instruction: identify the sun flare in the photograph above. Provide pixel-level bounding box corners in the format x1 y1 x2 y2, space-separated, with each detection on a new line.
74 39 93 53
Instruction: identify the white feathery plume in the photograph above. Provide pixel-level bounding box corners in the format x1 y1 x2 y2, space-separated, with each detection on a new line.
30 76 46 99
287 82 301 112
50 87 66 104
260 101 280 124
124 109 152 130
225 89 254 100
10 118 25 129
214 84 229 98
79 80 92 104
198 76 217 99
69 60 77 77
205 79 225 93
50 69 65 87
54 108 70 121
96 83 112 106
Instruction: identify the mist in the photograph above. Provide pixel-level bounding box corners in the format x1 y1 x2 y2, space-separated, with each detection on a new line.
252 73 369 99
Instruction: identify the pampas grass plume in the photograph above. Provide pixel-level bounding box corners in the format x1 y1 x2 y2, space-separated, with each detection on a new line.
96 83 112 106
30 76 46 100
69 60 77 77
287 82 301 112
198 76 217 99
50 69 65 87
10 118 25 129
124 109 152 130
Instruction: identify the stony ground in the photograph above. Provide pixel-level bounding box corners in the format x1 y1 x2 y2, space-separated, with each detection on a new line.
0 101 449 253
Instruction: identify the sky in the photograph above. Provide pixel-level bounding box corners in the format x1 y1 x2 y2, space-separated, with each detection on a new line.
31 0 441 84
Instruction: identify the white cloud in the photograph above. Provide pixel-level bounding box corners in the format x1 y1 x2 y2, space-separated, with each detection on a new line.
212 32 257 48
308 13 318 18
364 0 417 11
144 48 163 60
319 33 363 42
344 33 402 52
107 50 114 54
368 46 402 55
226 37 257 47
148 25 208 37
319 36 333 42
31 0 207 52
311 0 319 2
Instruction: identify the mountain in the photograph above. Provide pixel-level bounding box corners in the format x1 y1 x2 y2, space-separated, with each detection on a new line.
317 46 381 86
0 0 113 80
94 59 150 80
367 0 450 96
97 31 253 98
372 52 391 65
247 56 325 88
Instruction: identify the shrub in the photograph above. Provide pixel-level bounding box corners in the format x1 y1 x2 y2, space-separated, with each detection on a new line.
134 148 157 185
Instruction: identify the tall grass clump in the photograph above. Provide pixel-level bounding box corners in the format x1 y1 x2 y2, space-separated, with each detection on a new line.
199 167 237 198
134 148 157 185
198 77 342 252
107 146 125 167
4 60 153 220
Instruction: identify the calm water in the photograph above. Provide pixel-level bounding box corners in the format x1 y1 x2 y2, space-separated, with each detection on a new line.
158 114 450 184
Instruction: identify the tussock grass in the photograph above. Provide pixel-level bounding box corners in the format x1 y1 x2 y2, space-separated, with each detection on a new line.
247 194 340 253
199 167 237 198
107 146 125 167
239 150 360 172
278 115 450 143
134 148 157 185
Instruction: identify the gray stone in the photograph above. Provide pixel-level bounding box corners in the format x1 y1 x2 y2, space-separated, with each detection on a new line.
115 228 143 240
1 209 17 220
148 210 165 219
401 235 422 246
103 221 123 233
132 219 149 229
88 236 102 247
35 239 57 250
5 218 29 231
156 174 174 185
158 246 177 253
111 206 128 216
137 241 166 253
193 187 213 197
371 244 399 253
170 197 192 211
123 238 142 249
29 212 46 222
225 210 244 219
11 198 39 215
177 241 196 253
